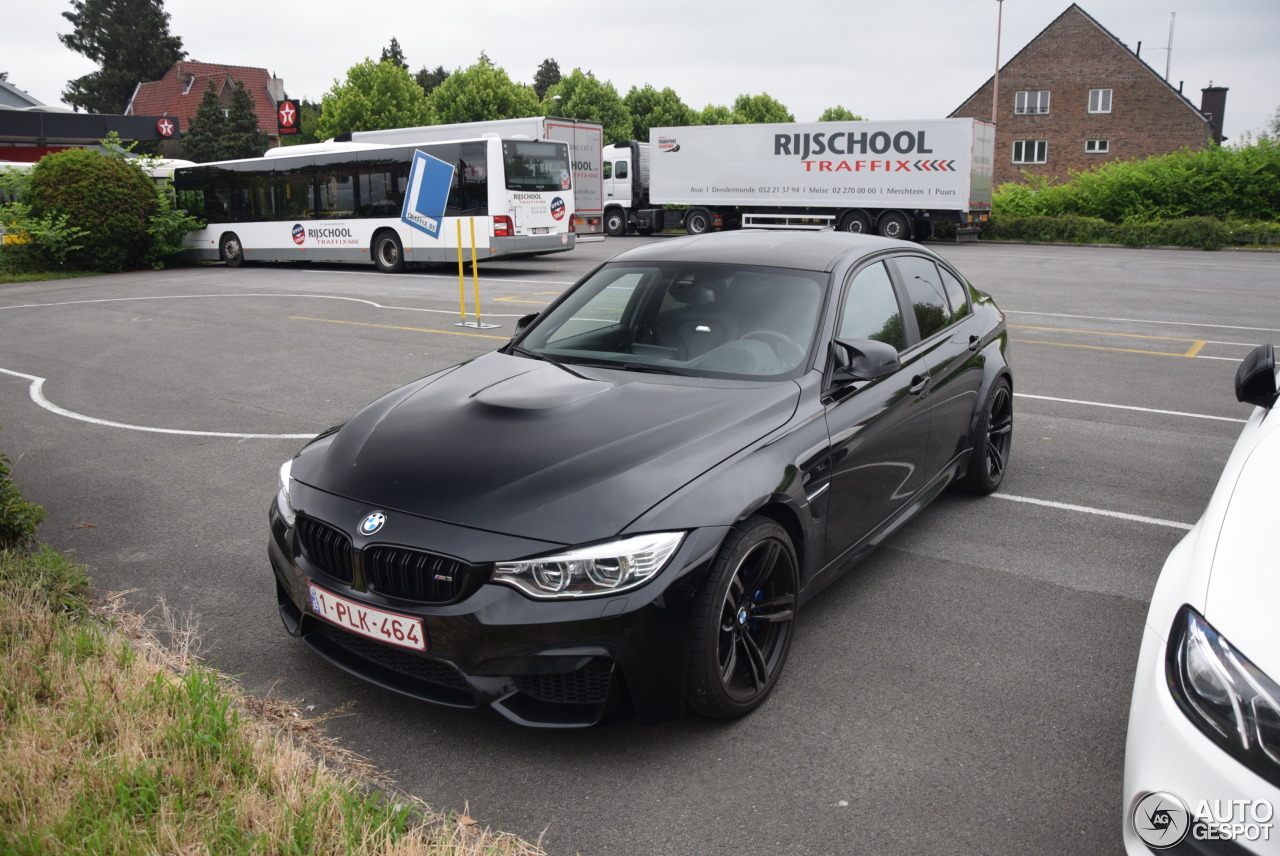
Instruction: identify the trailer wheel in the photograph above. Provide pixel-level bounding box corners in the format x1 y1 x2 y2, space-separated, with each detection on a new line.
838 211 872 234
685 208 713 235
876 211 911 240
372 230 405 273
604 208 627 237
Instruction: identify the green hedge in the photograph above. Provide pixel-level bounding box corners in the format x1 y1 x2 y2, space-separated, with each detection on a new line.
982 215 1280 250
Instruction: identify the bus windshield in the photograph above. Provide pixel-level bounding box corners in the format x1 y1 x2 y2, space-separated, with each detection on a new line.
503 140 571 192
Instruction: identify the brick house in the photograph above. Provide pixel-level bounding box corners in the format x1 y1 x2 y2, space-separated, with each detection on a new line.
950 4 1225 187
124 61 286 153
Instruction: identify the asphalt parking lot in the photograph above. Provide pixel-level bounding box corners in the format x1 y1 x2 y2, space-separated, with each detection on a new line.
1 236 1274 855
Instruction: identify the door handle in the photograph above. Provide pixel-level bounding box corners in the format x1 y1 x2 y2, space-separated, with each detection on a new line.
909 374 931 395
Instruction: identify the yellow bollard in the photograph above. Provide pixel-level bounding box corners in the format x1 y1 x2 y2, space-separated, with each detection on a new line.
455 220 467 321
469 218 481 324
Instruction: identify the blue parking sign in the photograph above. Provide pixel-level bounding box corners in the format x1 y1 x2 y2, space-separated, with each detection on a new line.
401 151 455 238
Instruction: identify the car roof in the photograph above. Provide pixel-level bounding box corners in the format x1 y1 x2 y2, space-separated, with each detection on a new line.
607 230 921 273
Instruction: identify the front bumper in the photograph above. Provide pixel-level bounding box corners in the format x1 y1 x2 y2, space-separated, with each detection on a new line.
1123 622 1280 855
268 486 725 727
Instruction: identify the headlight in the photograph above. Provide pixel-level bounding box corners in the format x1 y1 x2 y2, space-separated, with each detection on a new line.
1167 605 1280 788
493 532 684 599
275 459 296 527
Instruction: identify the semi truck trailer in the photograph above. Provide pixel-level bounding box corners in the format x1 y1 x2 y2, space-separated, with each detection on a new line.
602 118 994 240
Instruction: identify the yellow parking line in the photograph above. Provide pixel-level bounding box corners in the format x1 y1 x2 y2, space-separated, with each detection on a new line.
290 317 509 339
494 291 561 303
1009 324 1209 358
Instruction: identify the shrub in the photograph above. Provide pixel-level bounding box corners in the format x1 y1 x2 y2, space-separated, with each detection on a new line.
0 429 45 549
26 148 159 272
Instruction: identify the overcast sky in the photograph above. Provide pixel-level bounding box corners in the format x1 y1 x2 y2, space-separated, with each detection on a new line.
4 0 1277 144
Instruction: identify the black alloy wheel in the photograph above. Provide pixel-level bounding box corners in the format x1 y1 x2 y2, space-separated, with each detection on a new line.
687 517 798 719
960 377 1013 494
219 233 243 267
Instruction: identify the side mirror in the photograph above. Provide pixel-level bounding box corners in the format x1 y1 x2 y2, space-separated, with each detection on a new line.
832 338 901 382
514 312 539 337
1235 343 1278 409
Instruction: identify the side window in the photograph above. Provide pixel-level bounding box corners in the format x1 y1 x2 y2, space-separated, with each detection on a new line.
893 256 953 340
838 262 907 351
938 265 971 321
603 161 613 180
615 160 629 180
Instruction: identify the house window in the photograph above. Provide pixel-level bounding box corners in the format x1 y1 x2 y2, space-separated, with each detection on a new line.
1014 90 1051 115
1085 139 1110 154
1088 89 1113 113
1012 140 1047 163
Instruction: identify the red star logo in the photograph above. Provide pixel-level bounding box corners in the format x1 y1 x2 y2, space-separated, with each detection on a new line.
156 118 175 137
278 102 296 127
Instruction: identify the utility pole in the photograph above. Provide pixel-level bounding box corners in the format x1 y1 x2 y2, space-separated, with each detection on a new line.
992 0 1005 125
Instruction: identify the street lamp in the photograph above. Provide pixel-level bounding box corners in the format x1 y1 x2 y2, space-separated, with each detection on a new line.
992 0 1004 126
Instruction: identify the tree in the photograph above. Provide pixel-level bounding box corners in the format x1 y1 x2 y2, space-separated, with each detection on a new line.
415 65 450 96
533 59 561 100
544 69 632 143
59 0 185 113
624 85 695 141
698 104 734 125
818 106 864 122
730 93 793 124
181 81 227 163
223 79 268 159
316 58 432 139
380 37 408 70
427 56 540 125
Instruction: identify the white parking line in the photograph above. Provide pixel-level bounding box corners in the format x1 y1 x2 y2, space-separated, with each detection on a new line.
992 493 1193 531
0 368 313 440
1005 309 1280 335
1014 393 1248 423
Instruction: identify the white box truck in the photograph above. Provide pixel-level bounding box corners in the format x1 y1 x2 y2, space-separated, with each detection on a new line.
329 117 606 236
603 118 994 241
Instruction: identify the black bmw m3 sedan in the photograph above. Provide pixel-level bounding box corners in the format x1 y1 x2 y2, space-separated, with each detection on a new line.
269 230 1012 727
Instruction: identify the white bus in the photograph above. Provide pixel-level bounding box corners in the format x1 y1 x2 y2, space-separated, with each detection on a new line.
173 136 575 271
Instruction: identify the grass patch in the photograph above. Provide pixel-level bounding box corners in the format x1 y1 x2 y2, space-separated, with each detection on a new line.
0 547 543 856
0 269 101 285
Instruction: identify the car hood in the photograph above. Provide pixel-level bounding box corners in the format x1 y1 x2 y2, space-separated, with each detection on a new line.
1201 407 1280 681
292 351 800 545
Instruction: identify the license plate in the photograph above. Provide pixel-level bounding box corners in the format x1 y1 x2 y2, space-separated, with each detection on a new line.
532 227 549 235
308 583 426 651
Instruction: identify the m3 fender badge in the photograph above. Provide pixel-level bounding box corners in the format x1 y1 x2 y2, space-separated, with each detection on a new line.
359 512 387 536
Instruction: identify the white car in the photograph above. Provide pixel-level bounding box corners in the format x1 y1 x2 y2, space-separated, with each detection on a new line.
1124 344 1280 855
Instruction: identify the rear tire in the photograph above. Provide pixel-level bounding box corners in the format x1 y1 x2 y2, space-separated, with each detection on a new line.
372 231 405 273
876 211 911 240
686 516 798 719
219 233 243 267
685 208 713 235
838 210 872 233
959 377 1013 495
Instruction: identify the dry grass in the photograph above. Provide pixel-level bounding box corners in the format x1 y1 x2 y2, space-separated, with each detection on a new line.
0 547 544 856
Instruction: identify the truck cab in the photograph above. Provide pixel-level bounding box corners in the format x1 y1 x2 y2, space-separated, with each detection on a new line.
602 141 650 236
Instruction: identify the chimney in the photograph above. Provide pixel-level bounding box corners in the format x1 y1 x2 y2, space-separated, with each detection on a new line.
1201 85 1229 144
266 75 285 104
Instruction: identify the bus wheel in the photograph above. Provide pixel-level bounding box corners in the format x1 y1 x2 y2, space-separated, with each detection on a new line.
373 231 405 273
604 208 627 237
685 208 713 235
219 233 243 267
876 212 911 240
838 210 872 234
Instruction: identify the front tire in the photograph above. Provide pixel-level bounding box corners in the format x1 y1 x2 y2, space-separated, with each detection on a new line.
372 231 405 273
219 233 243 267
604 208 627 237
959 377 1013 495
687 517 798 719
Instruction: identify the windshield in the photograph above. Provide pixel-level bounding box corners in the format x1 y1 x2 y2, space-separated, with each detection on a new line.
517 262 826 380
503 140 571 192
